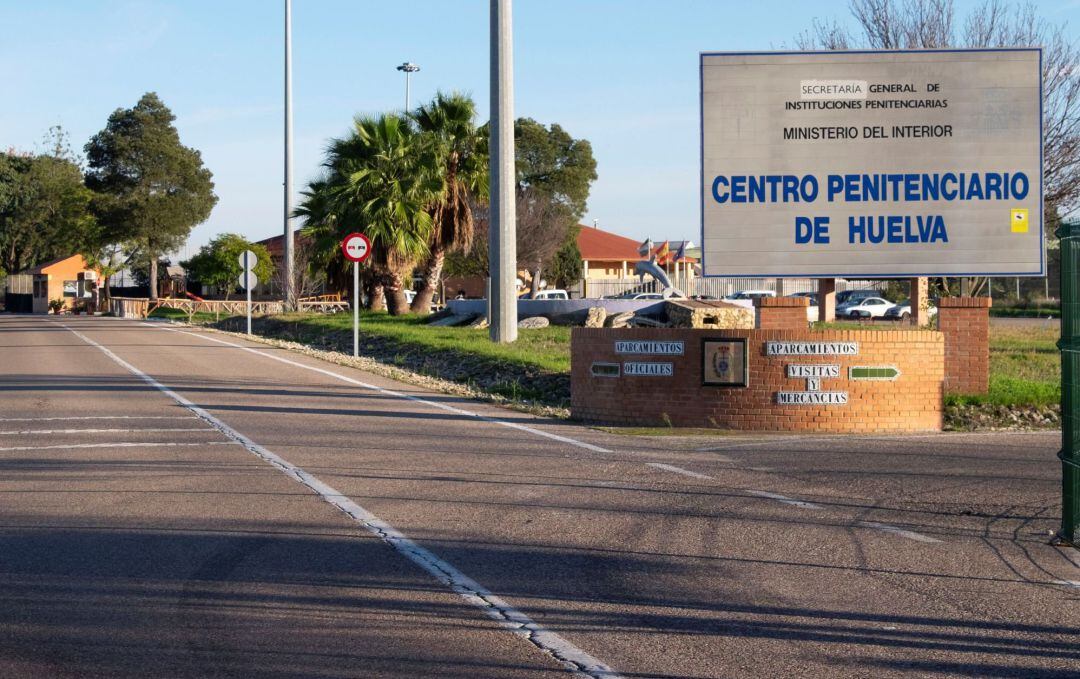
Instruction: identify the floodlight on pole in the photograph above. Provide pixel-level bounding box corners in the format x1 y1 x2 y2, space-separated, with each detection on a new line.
488 0 517 342
396 62 420 110
283 0 295 308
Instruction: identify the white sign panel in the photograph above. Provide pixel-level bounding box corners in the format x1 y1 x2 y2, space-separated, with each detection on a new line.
767 342 858 356
623 362 674 377
787 364 841 378
777 391 849 405
615 341 685 355
700 49 1043 277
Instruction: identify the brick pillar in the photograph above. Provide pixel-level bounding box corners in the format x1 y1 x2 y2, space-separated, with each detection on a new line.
937 296 991 394
755 296 810 329
817 278 836 323
909 277 929 326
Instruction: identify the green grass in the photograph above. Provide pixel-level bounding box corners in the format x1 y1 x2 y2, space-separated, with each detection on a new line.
948 322 1060 407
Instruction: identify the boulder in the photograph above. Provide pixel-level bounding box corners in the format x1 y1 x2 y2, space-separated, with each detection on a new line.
467 315 489 329
585 306 607 328
430 313 476 327
517 316 550 329
548 309 589 326
605 311 634 328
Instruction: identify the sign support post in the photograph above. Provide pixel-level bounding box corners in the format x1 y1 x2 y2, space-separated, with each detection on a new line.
353 260 359 357
341 232 372 359
1058 219 1079 545
238 250 258 336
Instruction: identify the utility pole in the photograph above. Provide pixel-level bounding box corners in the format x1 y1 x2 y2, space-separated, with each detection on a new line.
488 0 517 342
283 0 295 309
397 62 420 110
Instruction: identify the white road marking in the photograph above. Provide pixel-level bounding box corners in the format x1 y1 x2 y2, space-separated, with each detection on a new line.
1053 580 1080 589
646 463 713 479
59 321 621 679
856 521 942 543
0 442 239 452
0 415 196 422
745 490 823 510
0 428 214 435
644 464 824 509
151 324 614 455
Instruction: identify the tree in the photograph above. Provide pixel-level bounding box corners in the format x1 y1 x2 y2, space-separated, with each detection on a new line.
0 149 97 275
453 118 597 287
85 92 217 299
548 226 584 290
409 92 488 313
297 113 444 315
182 233 273 300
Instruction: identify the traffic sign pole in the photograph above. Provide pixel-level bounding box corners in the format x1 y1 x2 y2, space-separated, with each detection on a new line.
340 233 372 359
245 251 252 336
353 261 359 357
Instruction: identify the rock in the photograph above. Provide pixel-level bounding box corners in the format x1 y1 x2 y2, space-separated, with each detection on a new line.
427 307 456 322
467 315 489 329
605 311 634 328
430 313 476 327
548 309 588 326
628 315 668 328
585 307 607 328
517 316 550 329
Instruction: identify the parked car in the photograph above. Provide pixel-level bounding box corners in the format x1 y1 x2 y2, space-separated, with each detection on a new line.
837 296 894 319
786 292 819 322
786 291 818 304
884 299 938 322
723 290 776 301
528 289 569 300
835 289 881 305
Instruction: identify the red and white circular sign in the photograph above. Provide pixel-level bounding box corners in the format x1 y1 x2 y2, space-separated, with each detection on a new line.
341 232 372 263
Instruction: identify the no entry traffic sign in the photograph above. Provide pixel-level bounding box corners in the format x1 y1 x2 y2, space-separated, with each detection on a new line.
342 233 371 263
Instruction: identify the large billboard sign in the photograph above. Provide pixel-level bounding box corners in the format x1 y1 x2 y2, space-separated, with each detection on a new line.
700 49 1043 278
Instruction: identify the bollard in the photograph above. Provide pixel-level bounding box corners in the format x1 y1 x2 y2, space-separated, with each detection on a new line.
1058 219 1080 544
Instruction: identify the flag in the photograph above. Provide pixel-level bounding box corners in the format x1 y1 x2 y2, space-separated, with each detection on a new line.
653 240 670 264
673 241 687 263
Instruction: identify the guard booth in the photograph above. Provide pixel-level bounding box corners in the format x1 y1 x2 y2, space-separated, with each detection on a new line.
10 255 99 314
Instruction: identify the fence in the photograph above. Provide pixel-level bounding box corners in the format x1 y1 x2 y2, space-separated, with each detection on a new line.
580 277 890 299
108 297 349 318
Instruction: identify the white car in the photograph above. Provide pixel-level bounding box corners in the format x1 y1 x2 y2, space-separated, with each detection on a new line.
530 289 569 300
884 299 938 322
722 290 776 309
837 296 894 319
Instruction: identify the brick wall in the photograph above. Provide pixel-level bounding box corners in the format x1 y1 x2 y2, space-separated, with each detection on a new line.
755 296 810 330
571 327 944 433
937 296 990 395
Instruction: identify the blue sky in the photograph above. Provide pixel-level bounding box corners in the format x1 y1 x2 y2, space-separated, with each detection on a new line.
3 0 1078 259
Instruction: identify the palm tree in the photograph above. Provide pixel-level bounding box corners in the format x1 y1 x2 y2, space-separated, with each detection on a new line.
409 92 488 313
297 113 444 315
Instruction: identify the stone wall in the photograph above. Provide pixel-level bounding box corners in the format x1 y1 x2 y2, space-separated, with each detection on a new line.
571 327 943 433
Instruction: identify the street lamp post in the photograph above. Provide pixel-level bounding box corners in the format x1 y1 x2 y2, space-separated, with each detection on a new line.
396 62 420 110
489 0 517 342
283 0 295 308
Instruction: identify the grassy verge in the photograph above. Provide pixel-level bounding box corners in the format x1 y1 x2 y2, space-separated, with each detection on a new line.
946 322 1059 408
150 308 571 406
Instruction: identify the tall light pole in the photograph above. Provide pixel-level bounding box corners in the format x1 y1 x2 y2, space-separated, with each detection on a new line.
396 62 420 110
489 0 517 342
283 0 295 307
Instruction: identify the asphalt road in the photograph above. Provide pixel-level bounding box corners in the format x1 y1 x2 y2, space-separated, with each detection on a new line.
1 314 1077 678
